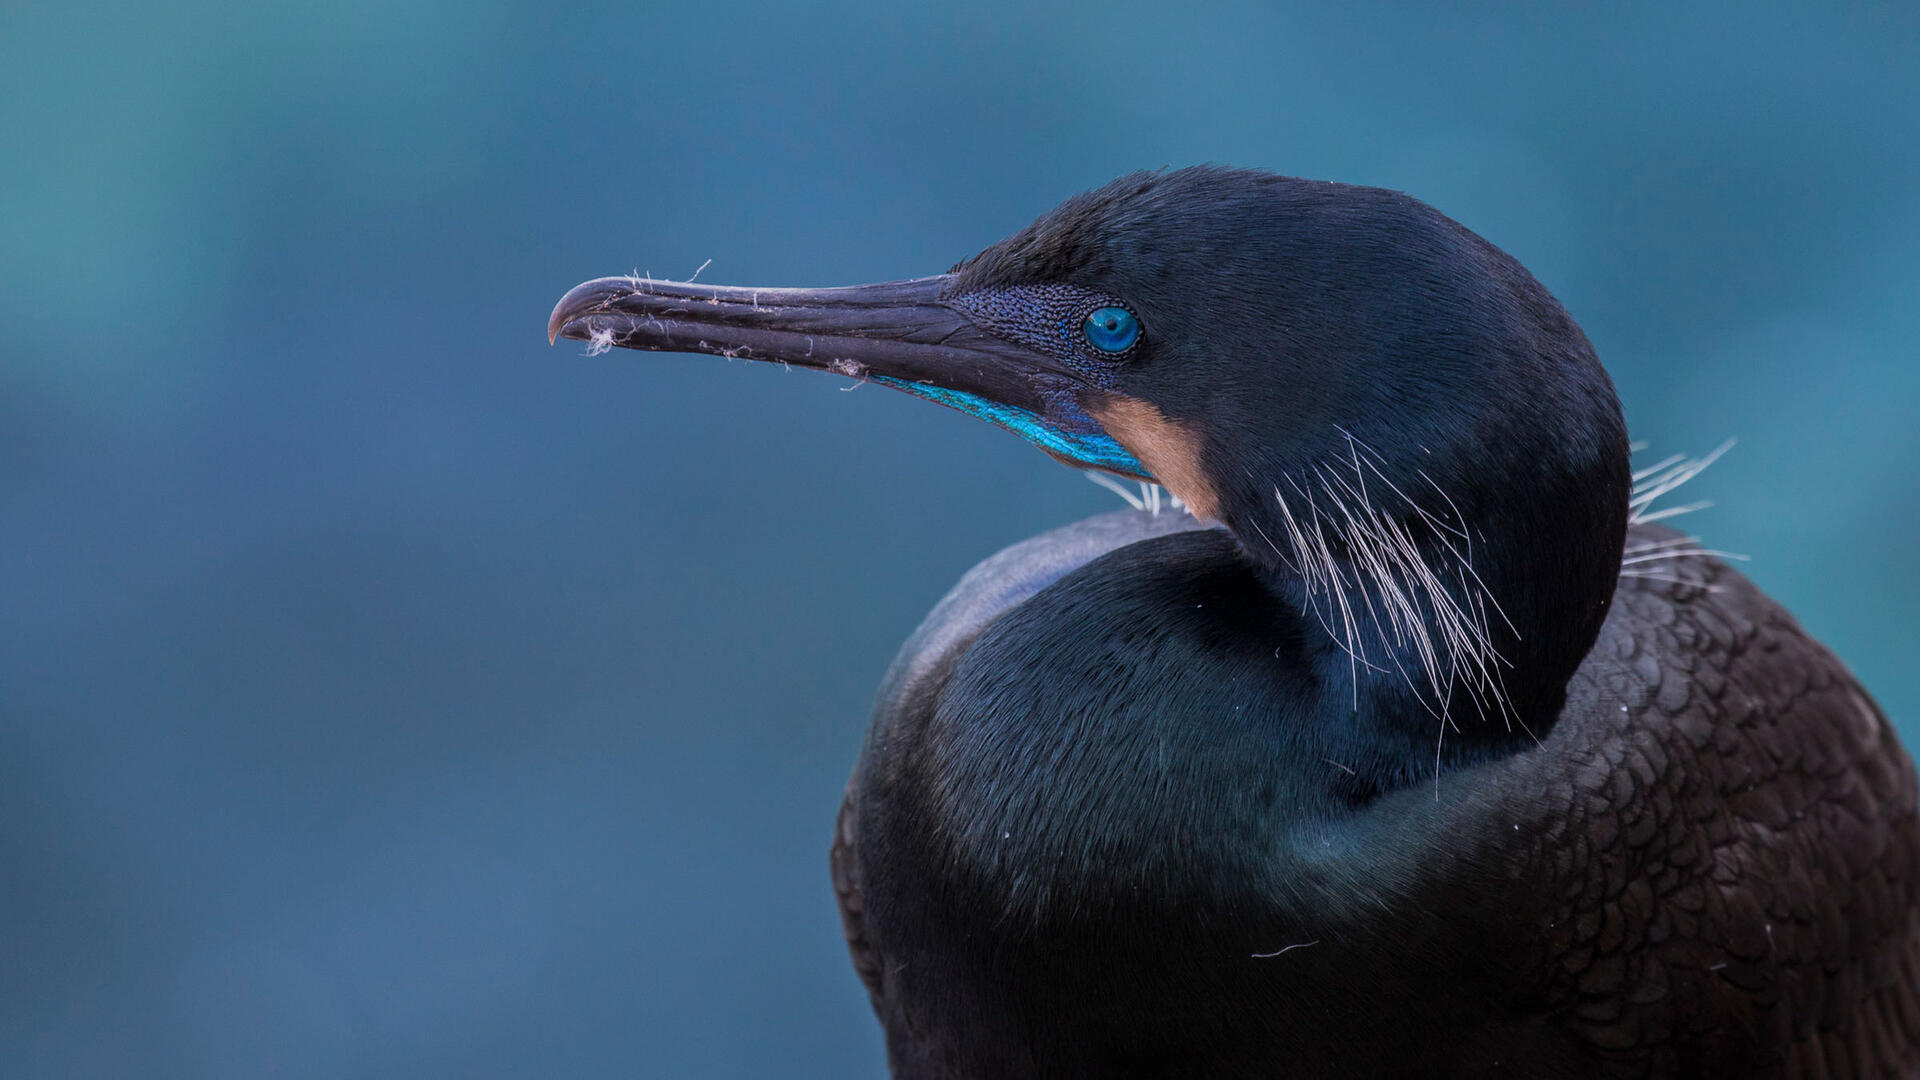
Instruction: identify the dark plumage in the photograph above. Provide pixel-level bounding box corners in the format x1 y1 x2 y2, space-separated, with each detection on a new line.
550 167 1919 1077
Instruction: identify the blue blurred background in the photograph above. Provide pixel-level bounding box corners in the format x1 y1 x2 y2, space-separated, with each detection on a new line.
2 2 1915 1075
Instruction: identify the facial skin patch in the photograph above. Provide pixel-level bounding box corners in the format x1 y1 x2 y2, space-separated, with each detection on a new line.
1088 396 1220 522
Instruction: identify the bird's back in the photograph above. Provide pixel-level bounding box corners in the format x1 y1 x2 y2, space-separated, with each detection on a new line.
834 511 1920 1078
1469 528 1920 1076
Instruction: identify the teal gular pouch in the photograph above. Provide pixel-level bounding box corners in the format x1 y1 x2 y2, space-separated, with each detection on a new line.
866 376 1151 480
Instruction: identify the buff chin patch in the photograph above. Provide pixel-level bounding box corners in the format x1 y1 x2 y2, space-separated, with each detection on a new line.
1085 397 1219 521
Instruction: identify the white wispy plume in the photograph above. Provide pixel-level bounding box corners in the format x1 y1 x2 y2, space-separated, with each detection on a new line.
1620 439 1746 589
1252 430 1517 735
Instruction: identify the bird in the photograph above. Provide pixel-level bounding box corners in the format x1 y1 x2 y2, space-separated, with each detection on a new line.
548 167 1920 1078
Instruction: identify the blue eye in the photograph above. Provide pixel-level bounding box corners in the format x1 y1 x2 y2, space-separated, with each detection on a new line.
1081 306 1140 353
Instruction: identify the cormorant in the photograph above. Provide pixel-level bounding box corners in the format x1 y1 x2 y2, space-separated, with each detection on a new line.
548 167 1920 1077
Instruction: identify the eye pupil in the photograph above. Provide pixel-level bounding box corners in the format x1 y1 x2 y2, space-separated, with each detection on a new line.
1081 306 1140 353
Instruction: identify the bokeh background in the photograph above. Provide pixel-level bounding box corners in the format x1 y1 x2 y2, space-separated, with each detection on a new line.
3 2 1916 1076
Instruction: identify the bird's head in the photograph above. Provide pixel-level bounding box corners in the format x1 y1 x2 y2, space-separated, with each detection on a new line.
550 166 1630 739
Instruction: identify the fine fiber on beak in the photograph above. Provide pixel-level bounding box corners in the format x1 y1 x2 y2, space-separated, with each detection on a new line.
545 271 1155 481
547 273 1064 417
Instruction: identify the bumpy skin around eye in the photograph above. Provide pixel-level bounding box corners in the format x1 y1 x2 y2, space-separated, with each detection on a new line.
947 285 1136 386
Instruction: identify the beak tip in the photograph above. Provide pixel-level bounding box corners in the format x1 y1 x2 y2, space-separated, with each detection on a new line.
546 298 575 346
548 277 639 348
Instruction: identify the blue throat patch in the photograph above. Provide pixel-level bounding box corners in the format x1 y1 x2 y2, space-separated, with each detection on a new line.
869 377 1151 479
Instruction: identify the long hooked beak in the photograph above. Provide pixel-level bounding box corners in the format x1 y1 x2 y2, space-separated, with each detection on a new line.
547 273 1152 479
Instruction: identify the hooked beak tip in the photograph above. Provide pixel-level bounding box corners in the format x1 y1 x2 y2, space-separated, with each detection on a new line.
548 277 637 346
546 293 573 345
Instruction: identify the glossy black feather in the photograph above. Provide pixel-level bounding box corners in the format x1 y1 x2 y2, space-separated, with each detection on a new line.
808 169 1920 1078
838 514 1920 1078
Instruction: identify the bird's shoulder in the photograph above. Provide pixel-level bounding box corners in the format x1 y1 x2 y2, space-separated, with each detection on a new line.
869 507 1221 739
836 507 1220 1011
1446 524 1920 1075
